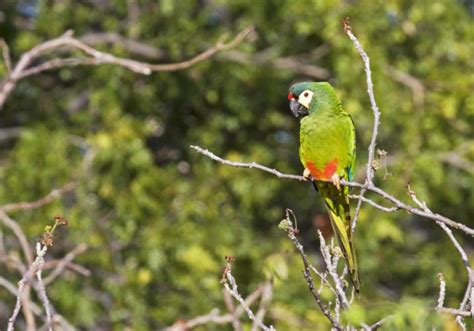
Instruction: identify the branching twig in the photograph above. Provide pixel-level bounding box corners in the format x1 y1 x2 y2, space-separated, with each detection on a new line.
280 210 341 329
33 243 52 331
7 243 51 331
317 231 349 309
0 277 42 316
342 18 380 185
164 286 264 331
191 145 474 236
408 186 473 326
223 289 243 331
342 17 382 232
348 194 399 213
43 243 88 285
222 259 276 331
0 26 254 109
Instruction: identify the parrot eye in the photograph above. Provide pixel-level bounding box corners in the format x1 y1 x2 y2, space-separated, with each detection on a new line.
298 90 314 109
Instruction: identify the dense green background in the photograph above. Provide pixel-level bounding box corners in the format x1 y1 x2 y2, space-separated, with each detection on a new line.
0 0 472 330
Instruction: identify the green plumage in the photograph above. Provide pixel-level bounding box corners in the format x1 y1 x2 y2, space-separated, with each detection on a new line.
289 82 360 293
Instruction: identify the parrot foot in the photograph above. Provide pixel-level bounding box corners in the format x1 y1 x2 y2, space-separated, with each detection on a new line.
331 173 341 190
303 168 312 180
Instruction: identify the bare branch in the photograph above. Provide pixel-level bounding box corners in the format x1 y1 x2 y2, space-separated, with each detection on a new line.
317 231 349 308
164 286 264 331
251 282 273 331
33 243 53 331
0 276 42 315
191 145 474 236
43 259 90 277
43 243 88 285
222 261 276 331
436 273 446 310
0 182 76 213
223 289 243 331
7 243 51 331
437 307 472 317
349 194 399 213
190 145 305 181
351 186 367 232
407 187 473 324
281 210 341 329
0 26 255 109
342 18 382 233
367 317 388 330
0 210 34 265
342 18 380 185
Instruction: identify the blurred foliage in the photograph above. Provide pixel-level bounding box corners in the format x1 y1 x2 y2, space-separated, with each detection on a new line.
0 0 473 330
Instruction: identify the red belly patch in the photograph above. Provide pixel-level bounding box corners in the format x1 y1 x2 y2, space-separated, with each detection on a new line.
306 159 338 180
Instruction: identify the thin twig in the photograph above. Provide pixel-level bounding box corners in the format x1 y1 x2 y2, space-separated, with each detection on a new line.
351 186 367 232
34 243 52 331
190 145 305 181
282 210 341 329
43 243 88 285
436 273 446 310
223 288 243 331
349 194 399 213
342 18 382 232
342 18 380 185
317 230 349 309
164 287 264 331
0 276 42 315
368 317 388 330
222 261 276 331
0 182 76 213
251 281 273 331
437 307 472 317
407 187 473 324
0 210 34 265
7 243 51 331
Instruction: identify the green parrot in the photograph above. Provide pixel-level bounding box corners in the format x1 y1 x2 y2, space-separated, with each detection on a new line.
288 81 360 293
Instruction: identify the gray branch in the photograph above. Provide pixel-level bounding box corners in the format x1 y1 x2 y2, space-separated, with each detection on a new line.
190 145 474 237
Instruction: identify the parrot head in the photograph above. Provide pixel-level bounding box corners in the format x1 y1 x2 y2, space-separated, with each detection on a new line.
288 82 339 118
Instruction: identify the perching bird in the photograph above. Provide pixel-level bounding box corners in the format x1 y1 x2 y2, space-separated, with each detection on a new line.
288 82 360 293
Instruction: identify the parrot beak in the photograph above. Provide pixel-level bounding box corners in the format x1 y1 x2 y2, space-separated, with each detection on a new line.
289 98 309 118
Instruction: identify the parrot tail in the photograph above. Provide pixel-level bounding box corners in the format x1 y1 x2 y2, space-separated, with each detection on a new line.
315 182 360 293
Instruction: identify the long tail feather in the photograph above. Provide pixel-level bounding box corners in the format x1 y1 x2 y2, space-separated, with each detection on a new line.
316 182 360 293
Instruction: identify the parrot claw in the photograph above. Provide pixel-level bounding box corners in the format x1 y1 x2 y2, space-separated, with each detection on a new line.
331 173 341 190
303 168 312 180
